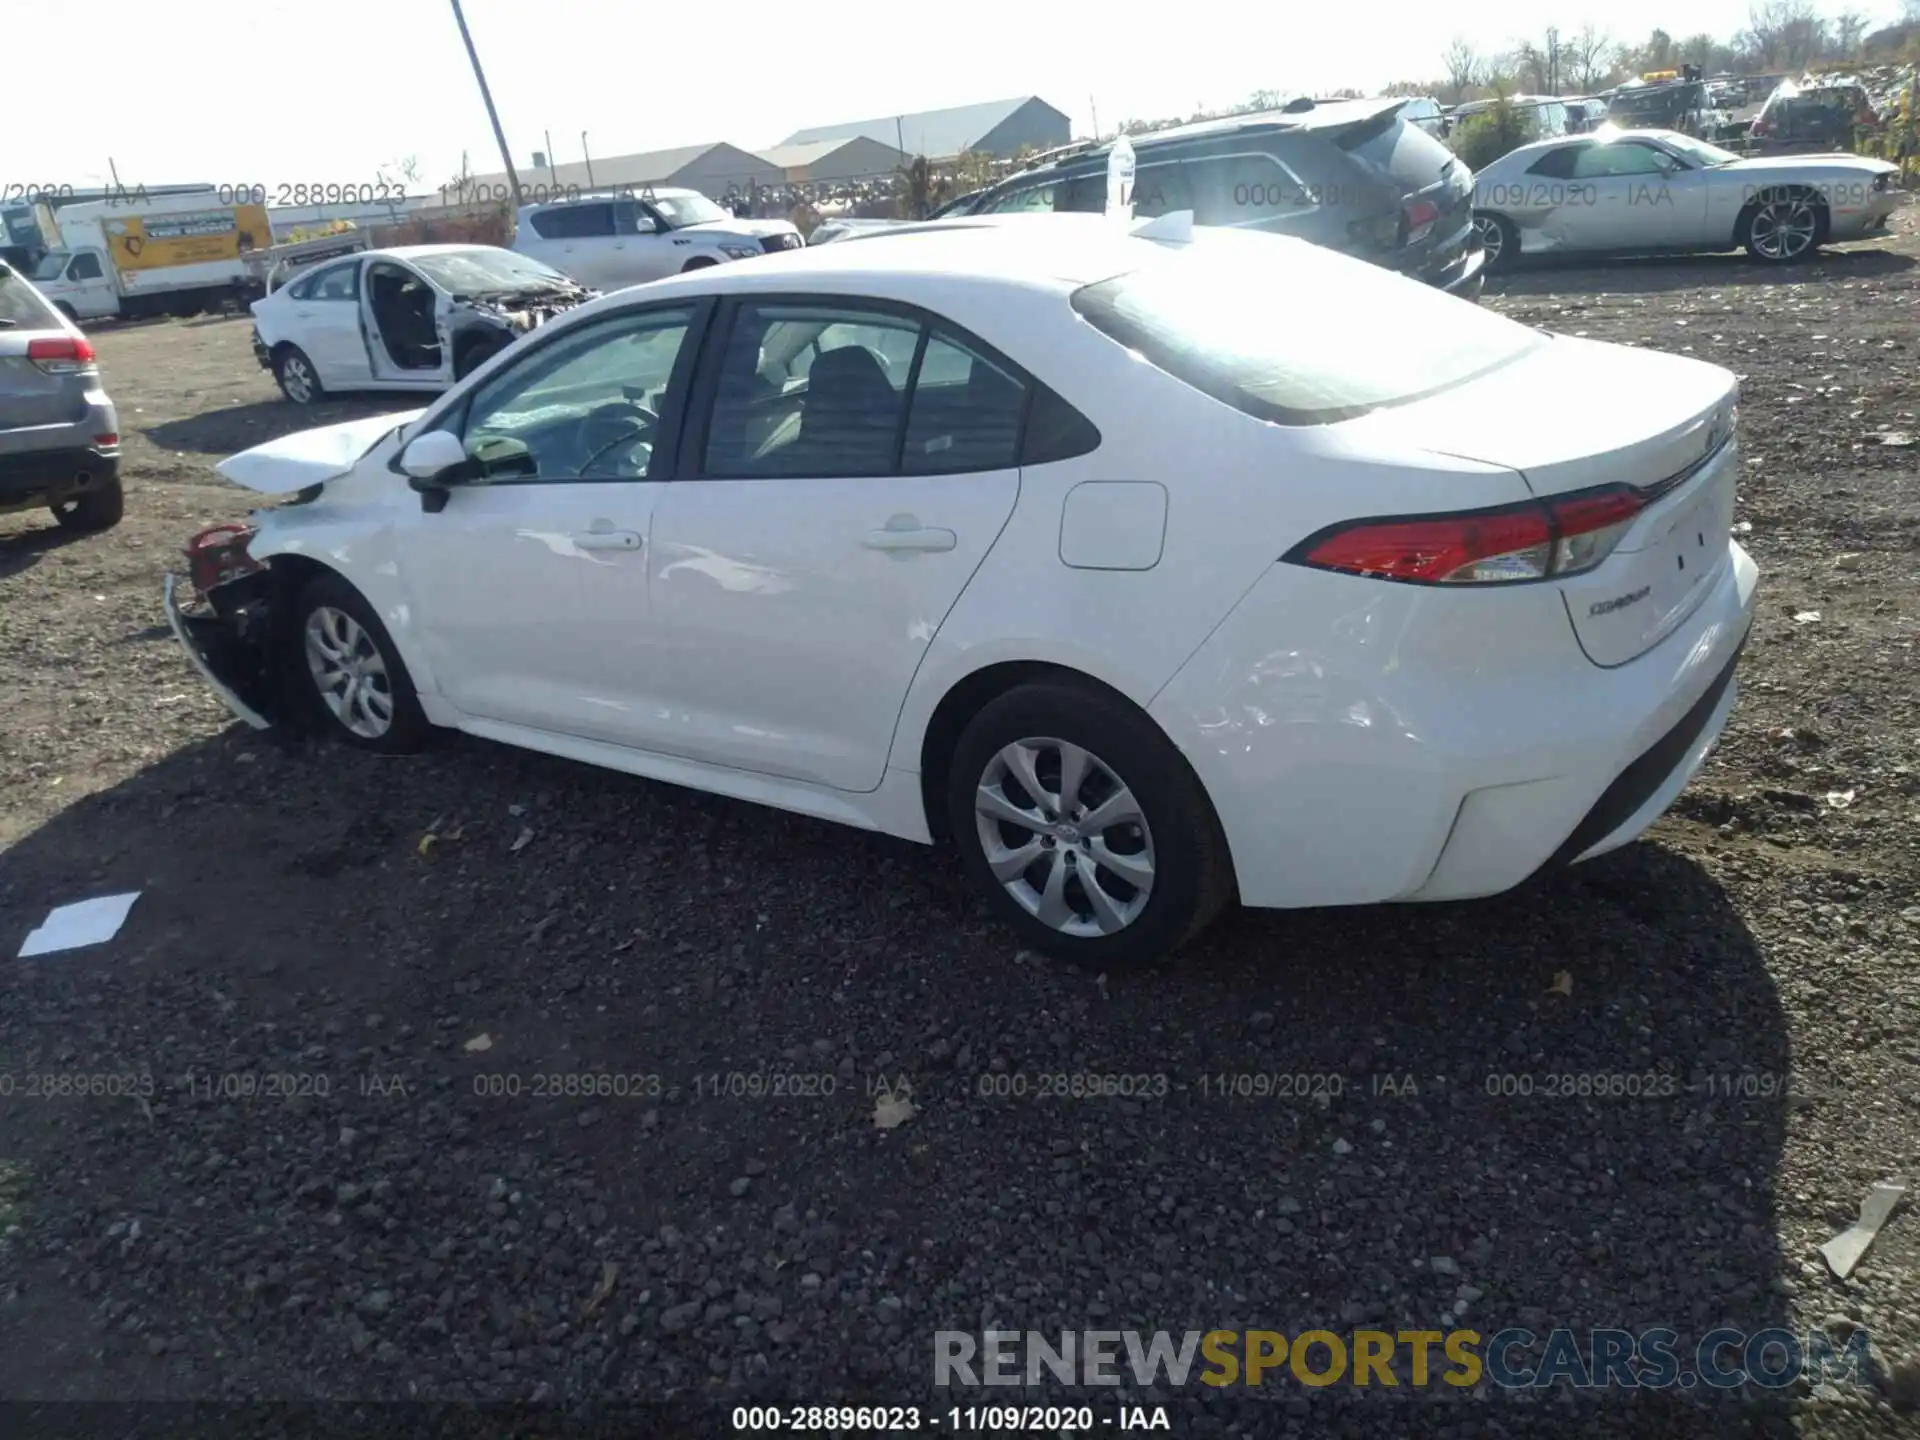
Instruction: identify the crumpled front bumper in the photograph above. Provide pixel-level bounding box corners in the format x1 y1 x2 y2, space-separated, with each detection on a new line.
162 572 274 730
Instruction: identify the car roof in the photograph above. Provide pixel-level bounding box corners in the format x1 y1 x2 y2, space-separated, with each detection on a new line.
993 97 1406 179
517 187 699 216
614 215 1288 299
366 244 511 262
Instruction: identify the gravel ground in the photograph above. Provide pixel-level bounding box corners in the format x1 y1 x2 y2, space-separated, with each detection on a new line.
1 225 1918 1438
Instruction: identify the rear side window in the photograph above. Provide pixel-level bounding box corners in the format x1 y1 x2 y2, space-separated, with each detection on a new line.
531 204 614 239
0 268 59 328
1070 231 1542 426
1185 153 1312 222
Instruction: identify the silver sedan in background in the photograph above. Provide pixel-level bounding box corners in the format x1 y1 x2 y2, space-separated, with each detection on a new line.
1471 128 1903 269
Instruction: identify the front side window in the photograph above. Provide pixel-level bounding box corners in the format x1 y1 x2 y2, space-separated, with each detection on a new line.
67 252 104 281
460 307 694 481
1568 143 1671 179
1071 228 1541 426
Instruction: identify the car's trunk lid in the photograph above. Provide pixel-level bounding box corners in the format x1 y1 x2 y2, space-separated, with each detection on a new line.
1351 335 1740 666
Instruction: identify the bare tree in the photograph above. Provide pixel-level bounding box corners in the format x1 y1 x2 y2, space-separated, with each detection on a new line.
1743 0 1826 69
1832 10 1867 55
1442 37 1482 100
1902 0 1920 24
1568 25 1612 91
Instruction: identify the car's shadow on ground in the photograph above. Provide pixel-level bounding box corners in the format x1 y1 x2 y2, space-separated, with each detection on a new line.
0 715 1808 1411
142 397 416 456
0 520 90 582
1488 244 1914 298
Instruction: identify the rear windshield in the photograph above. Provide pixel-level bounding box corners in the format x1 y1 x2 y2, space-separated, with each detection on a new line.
1335 113 1457 190
0 267 59 329
1070 230 1541 425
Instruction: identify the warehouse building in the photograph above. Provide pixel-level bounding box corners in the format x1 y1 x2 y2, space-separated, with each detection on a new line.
462 141 783 201
778 97 1071 160
755 137 910 184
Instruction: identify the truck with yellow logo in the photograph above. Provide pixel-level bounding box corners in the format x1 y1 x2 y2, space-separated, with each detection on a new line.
26 192 273 322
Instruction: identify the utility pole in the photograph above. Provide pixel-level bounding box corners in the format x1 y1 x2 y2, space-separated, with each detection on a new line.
544 129 557 187
582 132 596 190
1089 97 1099 141
449 0 523 210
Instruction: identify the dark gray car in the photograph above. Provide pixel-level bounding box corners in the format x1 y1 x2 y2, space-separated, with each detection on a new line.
943 99 1485 300
0 261 122 532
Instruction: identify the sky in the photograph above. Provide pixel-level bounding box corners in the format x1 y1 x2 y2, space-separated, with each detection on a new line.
10 0 1907 193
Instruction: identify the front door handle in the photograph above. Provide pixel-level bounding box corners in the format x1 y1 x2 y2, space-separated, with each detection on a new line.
862 517 956 553
573 529 643 551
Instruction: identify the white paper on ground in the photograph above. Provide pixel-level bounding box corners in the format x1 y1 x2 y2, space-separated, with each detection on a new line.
17 892 142 958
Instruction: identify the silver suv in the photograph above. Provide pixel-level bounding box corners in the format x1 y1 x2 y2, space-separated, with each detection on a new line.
0 261 122 531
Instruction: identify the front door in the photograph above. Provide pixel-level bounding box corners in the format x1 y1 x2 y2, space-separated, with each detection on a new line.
363 260 450 384
642 297 1026 791
58 250 119 320
398 300 705 741
1566 140 1698 249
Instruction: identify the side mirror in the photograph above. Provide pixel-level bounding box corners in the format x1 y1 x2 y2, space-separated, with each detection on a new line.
399 429 469 513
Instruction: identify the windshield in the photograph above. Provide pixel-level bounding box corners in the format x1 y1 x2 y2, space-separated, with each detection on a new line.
1070 229 1542 426
651 193 730 228
1661 133 1740 167
410 247 576 295
29 252 68 281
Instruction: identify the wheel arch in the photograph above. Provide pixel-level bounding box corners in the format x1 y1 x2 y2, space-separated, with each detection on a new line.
915 659 1210 846
1735 183 1831 249
242 544 443 710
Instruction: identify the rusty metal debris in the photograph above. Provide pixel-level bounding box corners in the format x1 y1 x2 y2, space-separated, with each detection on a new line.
1820 1179 1906 1280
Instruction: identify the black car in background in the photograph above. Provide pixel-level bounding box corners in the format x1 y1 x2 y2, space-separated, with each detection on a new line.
939 99 1486 301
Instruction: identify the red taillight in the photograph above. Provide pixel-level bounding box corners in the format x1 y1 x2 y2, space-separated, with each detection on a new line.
1403 198 1441 244
1286 485 1648 586
183 522 264 599
93 432 118 447
27 335 97 373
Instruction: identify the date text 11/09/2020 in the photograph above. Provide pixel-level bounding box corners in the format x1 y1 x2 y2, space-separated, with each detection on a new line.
730 1406 1171 1431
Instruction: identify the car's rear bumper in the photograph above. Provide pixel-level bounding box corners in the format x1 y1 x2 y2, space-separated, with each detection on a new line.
1149 539 1759 909
0 443 120 514
1433 242 1487 301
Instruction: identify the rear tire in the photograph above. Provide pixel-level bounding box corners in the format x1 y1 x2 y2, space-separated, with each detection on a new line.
946 679 1234 967
1474 212 1519 272
454 332 509 380
273 345 324 405
286 573 431 754
50 476 124 533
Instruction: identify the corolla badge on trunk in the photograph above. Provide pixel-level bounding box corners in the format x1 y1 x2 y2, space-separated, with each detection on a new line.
1589 585 1652 618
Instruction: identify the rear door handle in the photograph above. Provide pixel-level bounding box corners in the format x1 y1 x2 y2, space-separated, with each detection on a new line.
863 518 956 553
572 529 643 551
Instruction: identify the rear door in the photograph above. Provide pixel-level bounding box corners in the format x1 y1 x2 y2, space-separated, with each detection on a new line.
288 260 372 386
0 270 86 458
528 203 617 287
642 296 1025 791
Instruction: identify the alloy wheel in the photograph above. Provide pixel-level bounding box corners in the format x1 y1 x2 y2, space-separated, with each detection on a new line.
1474 215 1505 265
1750 198 1817 260
973 737 1156 938
281 354 315 403
304 605 395 739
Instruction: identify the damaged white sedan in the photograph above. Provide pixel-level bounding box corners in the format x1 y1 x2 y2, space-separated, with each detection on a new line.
249 244 595 405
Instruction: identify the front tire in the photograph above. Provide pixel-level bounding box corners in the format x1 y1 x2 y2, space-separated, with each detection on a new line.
1474 212 1518 272
680 256 719 272
947 680 1233 967
454 332 509 380
288 573 430 753
273 345 324 405
50 476 124 532
1740 188 1826 264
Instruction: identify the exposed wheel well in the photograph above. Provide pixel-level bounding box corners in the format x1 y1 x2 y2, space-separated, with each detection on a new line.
680 256 719 272
55 301 79 322
917 662 1157 843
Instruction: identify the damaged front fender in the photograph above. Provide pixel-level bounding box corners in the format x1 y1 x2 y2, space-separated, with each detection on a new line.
163 571 278 730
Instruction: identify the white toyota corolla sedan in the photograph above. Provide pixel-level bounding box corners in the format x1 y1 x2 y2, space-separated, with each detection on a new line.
167 215 1759 966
